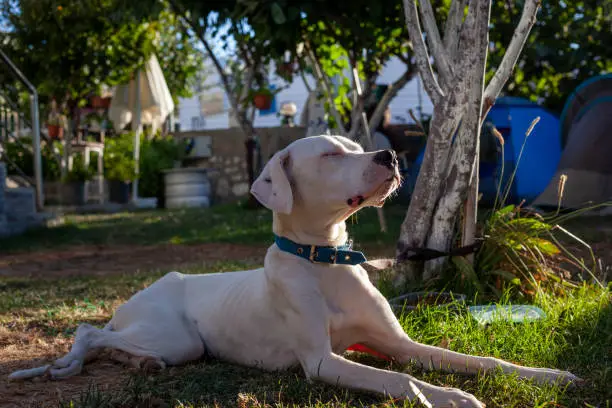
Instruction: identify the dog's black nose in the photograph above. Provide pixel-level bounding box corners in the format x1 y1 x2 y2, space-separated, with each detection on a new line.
373 149 398 169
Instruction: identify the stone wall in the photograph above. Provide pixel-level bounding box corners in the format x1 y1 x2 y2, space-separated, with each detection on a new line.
176 126 306 204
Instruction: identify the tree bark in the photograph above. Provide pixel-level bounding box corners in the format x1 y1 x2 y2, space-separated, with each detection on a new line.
395 94 464 282
421 0 491 280
443 0 468 62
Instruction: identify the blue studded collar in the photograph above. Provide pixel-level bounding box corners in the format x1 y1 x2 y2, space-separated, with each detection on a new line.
274 234 367 265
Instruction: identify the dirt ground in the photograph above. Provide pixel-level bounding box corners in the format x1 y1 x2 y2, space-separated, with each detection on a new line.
1 334 127 408
0 242 268 408
0 243 267 279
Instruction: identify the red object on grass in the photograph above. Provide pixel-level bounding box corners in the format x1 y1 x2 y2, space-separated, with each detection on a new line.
346 343 391 361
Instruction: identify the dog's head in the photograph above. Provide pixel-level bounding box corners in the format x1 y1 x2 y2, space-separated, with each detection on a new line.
251 135 401 218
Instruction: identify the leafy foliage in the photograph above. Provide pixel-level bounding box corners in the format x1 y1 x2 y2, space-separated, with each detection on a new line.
0 0 202 112
138 133 188 198
488 0 612 112
103 134 136 182
2 137 62 181
262 0 415 127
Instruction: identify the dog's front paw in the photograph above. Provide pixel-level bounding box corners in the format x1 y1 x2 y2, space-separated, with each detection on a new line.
531 368 583 386
427 388 485 408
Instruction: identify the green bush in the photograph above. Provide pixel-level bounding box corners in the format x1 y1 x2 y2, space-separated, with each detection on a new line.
103 133 136 182
139 134 187 198
2 137 62 181
102 132 187 198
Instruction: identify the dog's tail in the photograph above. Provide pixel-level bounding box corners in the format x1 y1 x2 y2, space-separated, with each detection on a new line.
8 323 111 381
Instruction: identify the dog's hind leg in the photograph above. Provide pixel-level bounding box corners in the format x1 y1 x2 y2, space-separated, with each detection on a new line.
50 322 172 379
8 323 107 381
9 323 166 381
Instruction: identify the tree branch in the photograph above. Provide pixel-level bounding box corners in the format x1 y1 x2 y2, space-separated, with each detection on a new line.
443 0 468 61
402 0 444 105
238 63 256 109
368 67 415 134
298 62 313 93
483 0 540 115
418 0 453 87
303 39 346 135
347 67 366 141
168 0 238 113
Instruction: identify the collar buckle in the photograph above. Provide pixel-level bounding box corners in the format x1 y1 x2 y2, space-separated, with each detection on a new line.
309 245 319 263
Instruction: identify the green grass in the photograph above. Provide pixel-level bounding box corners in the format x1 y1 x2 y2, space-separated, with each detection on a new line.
1 268 609 408
0 203 406 253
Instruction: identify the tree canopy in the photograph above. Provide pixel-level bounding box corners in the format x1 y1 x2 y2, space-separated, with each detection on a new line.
0 0 202 110
488 0 612 113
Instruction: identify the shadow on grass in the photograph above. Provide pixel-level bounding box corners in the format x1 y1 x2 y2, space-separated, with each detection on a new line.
551 290 612 407
0 204 407 254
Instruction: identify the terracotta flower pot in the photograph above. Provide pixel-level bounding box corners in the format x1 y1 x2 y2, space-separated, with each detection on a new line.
253 93 272 110
47 124 64 140
90 96 105 108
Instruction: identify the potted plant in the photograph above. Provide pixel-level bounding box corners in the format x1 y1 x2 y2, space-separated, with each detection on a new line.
251 88 273 110
47 100 66 140
104 134 136 204
90 95 111 109
105 159 134 204
61 155 94 205
139 134 190 207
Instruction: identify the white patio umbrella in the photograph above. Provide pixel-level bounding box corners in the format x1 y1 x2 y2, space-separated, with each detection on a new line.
108 54 175 201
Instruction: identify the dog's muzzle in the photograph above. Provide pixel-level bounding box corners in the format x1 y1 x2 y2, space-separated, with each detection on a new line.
373 149 398 170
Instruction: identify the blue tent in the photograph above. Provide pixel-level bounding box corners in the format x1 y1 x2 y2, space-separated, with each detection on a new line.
534 74 612 209
408 97 561 205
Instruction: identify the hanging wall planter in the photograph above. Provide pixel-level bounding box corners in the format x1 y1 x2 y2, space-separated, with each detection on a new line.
252 89 273 110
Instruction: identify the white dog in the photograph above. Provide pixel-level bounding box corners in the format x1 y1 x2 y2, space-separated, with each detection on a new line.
9 135 579 407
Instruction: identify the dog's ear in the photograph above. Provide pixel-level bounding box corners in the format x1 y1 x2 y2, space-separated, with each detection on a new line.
250 150 293 214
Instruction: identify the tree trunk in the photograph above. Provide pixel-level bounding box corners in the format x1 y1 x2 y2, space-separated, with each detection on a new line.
396 0 496 284
421 0 491 280
395 94 464 283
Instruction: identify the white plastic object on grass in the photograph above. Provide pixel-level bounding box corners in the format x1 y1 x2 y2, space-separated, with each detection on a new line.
468 305 546 325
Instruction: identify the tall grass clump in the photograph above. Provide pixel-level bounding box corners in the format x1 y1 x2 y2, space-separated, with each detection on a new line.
452 117 605 300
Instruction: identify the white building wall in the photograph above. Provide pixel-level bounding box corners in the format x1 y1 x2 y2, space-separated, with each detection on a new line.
176 56 434 132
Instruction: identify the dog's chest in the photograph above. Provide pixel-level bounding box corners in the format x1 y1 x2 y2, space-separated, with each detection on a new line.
188 272 300 371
